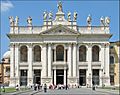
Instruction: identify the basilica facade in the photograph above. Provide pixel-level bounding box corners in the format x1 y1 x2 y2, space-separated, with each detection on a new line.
8 2 112 87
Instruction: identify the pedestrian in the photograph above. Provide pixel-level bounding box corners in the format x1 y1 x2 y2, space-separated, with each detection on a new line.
44 83 47 92
38 84 40 90
16 85 19 91
92 81 95 90
2 86 5 92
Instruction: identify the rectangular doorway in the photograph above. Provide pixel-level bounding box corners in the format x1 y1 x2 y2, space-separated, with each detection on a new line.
56 69 64 85
34 70 41 85
79 69 86 86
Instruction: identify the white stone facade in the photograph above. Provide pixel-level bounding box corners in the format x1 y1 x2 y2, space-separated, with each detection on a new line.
8 2 111 87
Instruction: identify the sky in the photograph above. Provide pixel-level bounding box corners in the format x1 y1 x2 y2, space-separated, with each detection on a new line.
0 0 119 60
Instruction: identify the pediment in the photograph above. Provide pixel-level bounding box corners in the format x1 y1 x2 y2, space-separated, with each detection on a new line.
40 25 80 35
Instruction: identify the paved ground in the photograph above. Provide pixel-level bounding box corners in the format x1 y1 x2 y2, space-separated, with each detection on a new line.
1 88 119 95
36 88 119 95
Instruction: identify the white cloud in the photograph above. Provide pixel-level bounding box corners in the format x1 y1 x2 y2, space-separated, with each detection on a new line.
1 1 14 12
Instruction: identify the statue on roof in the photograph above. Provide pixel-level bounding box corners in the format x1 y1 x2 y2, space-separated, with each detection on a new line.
87 14 92 25
67 11 71 21
73 11 77 21
105 17 110 26
9 16 14 26
49 11 53 20
100 16 104 26
15 16 19 26
27 16 32 25
43 11 48 21
57 1 63 12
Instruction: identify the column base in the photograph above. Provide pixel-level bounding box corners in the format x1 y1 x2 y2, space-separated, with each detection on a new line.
27 78 33 87
103 76 110 87
41 77 52 86
9 77 16 87
68 77 79 87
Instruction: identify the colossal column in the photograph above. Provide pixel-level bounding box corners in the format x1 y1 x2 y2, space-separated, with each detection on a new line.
68 43 72 77
28 44 33 86
9 43 15 87
41 44 47 83
73 43 77 77
87 43 92 87
104 43 110 86
15 44 19 85
48 43 52 77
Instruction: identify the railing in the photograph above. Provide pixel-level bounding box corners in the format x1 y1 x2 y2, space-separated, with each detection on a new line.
77 26 109 34
9 25 110 34
92 61 101 66
53 61 68 65
78 62 88 66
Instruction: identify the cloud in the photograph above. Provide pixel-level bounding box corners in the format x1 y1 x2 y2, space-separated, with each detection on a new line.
1 1 14 12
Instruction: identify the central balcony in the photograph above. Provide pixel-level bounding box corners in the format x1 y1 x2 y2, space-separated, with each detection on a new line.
52 61 68 66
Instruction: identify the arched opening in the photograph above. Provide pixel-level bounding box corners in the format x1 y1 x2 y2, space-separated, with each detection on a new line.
33 45 41 62
79 45 87 62
92 45 99 62
56 45 64 61
20 46 28 62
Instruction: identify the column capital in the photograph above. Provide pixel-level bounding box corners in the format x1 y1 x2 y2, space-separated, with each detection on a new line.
104 43 110 48
87 43 92 47
72 43 77 46
28 43 33 47
42 43 47 48
9 43 15 48
67 43 73 46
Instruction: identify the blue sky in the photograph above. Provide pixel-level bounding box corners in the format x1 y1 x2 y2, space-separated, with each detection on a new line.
0 0 119 60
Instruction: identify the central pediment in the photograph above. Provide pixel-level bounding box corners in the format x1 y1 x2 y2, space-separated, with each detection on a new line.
40 25 80 35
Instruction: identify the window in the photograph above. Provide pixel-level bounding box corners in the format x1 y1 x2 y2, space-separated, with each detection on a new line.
92 45 99 62
33 45 41 62
56 45 64 61
79 45 86 62
20 46 28 62
110 56 114 64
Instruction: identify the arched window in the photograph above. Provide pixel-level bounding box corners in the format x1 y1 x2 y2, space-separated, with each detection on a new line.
56 45 64 61
92 45 99 62
33 45 41 62
20 46 28 62
79 45 86 62
110 56 114 64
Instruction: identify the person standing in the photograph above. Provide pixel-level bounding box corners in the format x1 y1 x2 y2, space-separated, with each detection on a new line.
44 83 47 92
